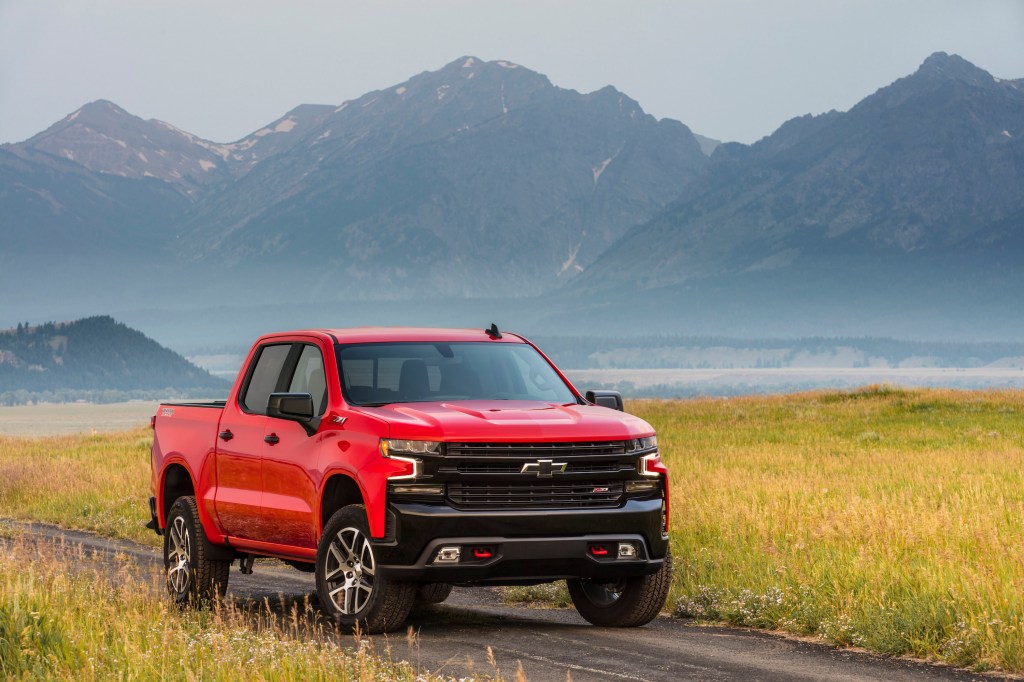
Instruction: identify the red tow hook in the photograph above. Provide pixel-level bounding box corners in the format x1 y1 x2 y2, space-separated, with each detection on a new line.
589 545 610 557
473 547 493 559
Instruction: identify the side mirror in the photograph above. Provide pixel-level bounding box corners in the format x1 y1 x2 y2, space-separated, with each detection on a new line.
267 392 319 435
585 390 624 411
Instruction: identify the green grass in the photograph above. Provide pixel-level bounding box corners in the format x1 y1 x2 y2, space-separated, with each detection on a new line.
3 388 1024 672
630 387 1024 672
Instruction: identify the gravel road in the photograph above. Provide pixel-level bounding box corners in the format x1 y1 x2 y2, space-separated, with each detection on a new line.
14 522 1002 682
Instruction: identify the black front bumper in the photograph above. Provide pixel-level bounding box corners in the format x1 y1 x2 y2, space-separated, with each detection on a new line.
373 498 667 583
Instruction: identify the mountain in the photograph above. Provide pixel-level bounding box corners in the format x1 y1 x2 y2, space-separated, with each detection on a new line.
1 53 1021 342
12 99 338 196
174 56 707 296
0 316 228 403
1 56 707 307
566 52 1024 337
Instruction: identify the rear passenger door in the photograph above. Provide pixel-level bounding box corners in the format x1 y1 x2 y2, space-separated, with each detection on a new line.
214 343 291 540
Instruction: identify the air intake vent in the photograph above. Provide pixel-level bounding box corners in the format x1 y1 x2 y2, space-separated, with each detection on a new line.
447 481 623 510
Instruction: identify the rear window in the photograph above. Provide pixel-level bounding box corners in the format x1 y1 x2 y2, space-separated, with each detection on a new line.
336 342 576 406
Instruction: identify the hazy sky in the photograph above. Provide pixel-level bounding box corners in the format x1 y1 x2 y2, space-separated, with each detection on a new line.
1 1 1022 145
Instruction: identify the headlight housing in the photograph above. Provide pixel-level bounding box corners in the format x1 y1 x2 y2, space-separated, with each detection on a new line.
627 436 658 452
380 439 440 480
381 440 440 456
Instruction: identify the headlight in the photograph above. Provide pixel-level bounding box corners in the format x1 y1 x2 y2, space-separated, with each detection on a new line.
381 440 440 456
638 452 668 478
380 439 439 480
627 436 658 452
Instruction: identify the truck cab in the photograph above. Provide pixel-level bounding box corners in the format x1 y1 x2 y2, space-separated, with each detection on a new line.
150 326 671 632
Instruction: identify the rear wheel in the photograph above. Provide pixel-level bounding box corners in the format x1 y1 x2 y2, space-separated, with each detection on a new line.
567 548 672 627
315 505 416 633
163 496 230 604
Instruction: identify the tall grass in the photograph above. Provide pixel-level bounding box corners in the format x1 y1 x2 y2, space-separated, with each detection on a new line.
0 428 155 545
631 387 1024 672
0 536 440 680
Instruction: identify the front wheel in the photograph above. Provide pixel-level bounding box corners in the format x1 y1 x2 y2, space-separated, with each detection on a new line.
315 505 416 633
416 582 453 605
567 548 672 627
163 495 230 604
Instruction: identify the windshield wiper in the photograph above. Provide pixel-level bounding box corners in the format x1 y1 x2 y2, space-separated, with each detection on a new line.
356 402 394 407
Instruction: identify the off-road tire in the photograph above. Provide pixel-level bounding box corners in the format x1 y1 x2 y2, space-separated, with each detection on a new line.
315 504 416 633
163 495 230 604
567 548 672 627
416 582 453 605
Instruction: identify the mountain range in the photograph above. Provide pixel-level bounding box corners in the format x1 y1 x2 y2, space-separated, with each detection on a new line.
1 52 1021 342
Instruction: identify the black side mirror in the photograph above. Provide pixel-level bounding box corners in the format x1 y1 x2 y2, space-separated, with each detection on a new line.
585 390 624 411
267 393 319 435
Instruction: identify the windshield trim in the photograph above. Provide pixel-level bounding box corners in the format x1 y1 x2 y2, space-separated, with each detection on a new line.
334 341 579 407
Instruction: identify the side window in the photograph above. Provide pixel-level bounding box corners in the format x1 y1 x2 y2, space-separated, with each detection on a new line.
240 344 292 414
287 345 328 416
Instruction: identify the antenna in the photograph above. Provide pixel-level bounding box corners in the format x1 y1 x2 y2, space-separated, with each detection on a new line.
485 323 502 339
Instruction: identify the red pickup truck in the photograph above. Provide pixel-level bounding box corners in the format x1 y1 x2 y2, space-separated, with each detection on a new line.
149 326 671 632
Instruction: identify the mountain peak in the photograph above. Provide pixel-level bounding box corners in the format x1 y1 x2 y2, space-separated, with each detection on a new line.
914 52 994 87
438 55 532 75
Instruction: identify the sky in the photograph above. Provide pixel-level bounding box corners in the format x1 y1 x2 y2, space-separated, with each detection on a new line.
1 0 1022 146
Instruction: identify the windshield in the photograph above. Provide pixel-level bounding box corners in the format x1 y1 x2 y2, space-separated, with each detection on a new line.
336 342 577 406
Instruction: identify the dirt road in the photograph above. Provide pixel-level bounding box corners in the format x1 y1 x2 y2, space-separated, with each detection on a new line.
17 523 995 682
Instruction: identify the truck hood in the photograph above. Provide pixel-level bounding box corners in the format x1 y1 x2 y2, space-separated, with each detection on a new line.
354 400 654 441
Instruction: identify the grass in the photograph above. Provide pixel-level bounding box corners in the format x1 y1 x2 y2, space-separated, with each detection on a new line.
629 387 1024 673
0 536 448 681
0 428 157 545
3 388 1024 672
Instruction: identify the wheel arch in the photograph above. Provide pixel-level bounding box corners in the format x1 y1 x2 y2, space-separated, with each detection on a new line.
161 461 195 526
319 472 367 533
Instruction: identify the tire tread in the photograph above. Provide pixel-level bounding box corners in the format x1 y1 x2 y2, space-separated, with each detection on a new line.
166 495 230 603
569 548 673 627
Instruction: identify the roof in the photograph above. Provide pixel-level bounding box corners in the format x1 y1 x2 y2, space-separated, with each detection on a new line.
261 326 526 345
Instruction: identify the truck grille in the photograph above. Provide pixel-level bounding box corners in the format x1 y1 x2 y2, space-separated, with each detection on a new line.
447 481 624 510
446 441 627 458
450 461 628 475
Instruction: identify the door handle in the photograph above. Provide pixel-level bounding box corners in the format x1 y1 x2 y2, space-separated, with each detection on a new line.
264 433 280 445
218 430 234 441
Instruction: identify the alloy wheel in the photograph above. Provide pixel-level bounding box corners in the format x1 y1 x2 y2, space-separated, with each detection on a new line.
167 516 192 594
324 526 376 614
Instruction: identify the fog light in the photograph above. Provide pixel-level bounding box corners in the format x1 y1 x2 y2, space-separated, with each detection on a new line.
434 546 461 564
390 483 444 496
625 480 657 494
617 542 638 559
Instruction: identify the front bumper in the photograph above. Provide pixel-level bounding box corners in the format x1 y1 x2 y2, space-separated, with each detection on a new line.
373 498 668 583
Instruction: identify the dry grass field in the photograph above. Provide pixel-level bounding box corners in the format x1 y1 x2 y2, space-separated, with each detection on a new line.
631 387 1024 673
0 537 437 680
0 401 158 437
2 388 1023 672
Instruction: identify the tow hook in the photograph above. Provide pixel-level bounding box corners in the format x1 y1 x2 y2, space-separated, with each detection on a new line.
239 555 255 575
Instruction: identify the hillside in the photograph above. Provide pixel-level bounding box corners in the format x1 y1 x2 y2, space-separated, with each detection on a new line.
0 316 228 403
566 53 1024 336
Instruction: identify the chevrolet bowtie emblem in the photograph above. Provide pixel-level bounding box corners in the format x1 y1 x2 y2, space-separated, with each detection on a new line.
520 459 567 477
